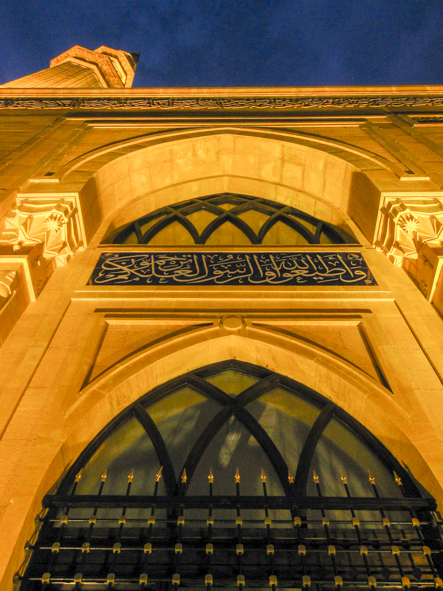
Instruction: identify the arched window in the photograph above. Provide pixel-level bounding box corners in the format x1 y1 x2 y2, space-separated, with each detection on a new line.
108 194 356 246
19 362 443 590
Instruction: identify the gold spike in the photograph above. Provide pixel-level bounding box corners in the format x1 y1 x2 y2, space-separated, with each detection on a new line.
181 469 187 484
101 469 107 482
208 469 214 484
75 469 83 483
261 469 267 483
393 471 402 486
128 469 134 483
340 472 347 484
368 471 376 485
288 471 294 484
156 466 163 482
235 468 240 483
313 470 319 484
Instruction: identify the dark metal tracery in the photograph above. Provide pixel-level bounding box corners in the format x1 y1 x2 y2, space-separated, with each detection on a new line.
108 194 356 246
18 361 443 590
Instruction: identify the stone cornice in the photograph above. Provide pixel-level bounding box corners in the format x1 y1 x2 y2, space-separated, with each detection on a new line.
0 94 443 111
0 86 442 111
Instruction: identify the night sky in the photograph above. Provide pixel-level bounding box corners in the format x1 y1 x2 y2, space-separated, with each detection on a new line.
1 0 442 88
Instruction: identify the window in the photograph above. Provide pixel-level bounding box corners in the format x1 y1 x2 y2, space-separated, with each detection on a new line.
108 194 356 246
19 362 443 590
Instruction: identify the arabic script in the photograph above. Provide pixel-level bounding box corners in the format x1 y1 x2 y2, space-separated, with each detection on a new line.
88 252 377 287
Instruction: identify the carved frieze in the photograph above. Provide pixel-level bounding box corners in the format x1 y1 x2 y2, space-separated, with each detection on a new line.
88 251 377 287
0 96 443 111
0 196 84 267
376 196 443 266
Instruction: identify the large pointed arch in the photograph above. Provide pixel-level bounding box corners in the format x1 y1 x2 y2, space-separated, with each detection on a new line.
18 360 443 590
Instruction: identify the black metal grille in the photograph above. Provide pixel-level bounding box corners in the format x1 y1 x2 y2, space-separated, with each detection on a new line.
19 483 443 590
17 362 443 590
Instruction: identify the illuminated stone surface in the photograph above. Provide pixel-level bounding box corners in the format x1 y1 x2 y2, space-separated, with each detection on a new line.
0 46 443 588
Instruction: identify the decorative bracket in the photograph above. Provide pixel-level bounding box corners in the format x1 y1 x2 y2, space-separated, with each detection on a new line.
0 194 85 267
376 195 443 311
375 195 443 266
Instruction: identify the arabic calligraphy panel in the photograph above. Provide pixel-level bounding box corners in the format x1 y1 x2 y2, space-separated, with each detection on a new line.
88 252 377 287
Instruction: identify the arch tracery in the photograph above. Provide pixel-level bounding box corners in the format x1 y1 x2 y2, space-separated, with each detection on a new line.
108 193 356 247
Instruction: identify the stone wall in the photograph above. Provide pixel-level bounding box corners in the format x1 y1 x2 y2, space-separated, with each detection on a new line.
0 86 443 587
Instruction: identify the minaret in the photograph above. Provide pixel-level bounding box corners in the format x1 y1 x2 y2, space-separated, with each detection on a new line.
1 45 138 88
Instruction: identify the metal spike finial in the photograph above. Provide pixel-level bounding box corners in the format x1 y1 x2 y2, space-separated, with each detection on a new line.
393 471 402 486
313 470 319 484
181 469 187 484
128 469 134 482
156 466 163 482
288 471 294 484
75 469 83 483
261 469 267 483
235 468 240 483
368 471 376 485
101 469 107 482
208 469 214 484
340 472 347 484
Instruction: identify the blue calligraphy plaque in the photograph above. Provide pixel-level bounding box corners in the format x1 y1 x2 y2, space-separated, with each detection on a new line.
88 252 377 286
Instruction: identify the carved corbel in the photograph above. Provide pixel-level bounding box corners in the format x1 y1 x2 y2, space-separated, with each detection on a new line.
0 194 84 267
375 196 443 266
376 195 443 309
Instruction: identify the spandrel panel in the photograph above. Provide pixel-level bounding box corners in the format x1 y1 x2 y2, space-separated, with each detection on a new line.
146 387 222 478
75 416 163 496
247 388 321 476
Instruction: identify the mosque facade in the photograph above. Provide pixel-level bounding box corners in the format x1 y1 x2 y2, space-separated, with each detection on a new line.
1 46 443 589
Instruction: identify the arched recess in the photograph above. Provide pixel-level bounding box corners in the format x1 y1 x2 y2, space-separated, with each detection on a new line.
6 330 443 589
78 132 381 247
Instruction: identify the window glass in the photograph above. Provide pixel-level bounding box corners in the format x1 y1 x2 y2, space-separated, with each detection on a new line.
320 230 334 244
247 388 321 476
148 221 195 245
205 220 252 245
75 416 163 496
139 215 166 234
217 202 237 210
185 209 218 235
237 209 271 235
307 417 401 498
187 416 285 497
290 215 316 234
146 388 222 477
262 221 310 245
122 232 138 244
204 370 260 396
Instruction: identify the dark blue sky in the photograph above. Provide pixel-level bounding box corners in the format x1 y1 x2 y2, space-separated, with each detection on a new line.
1 0 442 88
